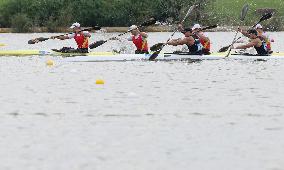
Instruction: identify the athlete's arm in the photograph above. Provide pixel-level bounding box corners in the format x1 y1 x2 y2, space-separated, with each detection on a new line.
234 39 258 49
140 32 148 38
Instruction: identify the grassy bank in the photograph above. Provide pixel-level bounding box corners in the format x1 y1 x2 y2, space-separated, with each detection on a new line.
204 0 284 30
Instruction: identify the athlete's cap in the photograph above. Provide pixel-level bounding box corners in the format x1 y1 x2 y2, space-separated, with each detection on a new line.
128 25 138 32
192 24 201 30
255 24 263 29
70 22 80 29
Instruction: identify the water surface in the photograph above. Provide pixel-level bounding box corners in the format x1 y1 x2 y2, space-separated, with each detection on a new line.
0 32 284 170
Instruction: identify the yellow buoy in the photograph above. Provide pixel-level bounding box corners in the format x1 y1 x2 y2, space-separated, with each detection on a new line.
96 79 105 85
46 59 54 66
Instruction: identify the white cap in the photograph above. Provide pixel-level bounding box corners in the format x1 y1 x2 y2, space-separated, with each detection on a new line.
128 25 138 32
255 24 263 29
192 24 201 30
70 22 80 29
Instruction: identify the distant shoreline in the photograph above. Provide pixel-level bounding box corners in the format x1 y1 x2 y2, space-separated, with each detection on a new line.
0 26 280 33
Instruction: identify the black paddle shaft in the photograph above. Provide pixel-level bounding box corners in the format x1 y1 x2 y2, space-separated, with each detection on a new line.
225 3 249 57
222 12 273 54
252 12 273 28
28 26 101 44
149 5 197 60
89 18 157 49
150 25 217 52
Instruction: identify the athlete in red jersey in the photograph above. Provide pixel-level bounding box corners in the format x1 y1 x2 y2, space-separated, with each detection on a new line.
51 22 91 53
127 25 149 54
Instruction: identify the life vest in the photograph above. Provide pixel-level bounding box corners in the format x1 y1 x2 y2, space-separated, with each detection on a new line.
258 32 271 50
74 32 89 49
132 34 148 51
186 36 203 54
197 32 210 51
254 39 268 55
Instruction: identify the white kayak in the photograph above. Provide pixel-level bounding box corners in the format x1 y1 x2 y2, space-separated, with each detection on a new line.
1 50 283 61
0 50 114 56
64 52 284 62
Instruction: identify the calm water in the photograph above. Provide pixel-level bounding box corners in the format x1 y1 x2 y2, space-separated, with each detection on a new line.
0 32 284 170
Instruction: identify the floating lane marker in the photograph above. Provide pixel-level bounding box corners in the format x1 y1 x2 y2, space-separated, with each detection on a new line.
96 79 105 85
46 59 54 66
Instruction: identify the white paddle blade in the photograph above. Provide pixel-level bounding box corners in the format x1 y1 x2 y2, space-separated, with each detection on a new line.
181 4 197 23
240 3 249 21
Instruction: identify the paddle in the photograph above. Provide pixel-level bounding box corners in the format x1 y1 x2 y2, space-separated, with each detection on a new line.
225 3 249 57
150 24 217 51
28 26 101 44
222 12 273 54
252 12 273 28
89 18 157 49
218 37 241 52
200 25 218 31
149 5 197 60
150 43 165 52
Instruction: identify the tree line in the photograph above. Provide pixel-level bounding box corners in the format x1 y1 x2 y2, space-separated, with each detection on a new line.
0 0 212 32
0 0 282 32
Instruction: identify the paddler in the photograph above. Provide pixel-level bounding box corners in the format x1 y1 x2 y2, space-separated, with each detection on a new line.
191 24 211 55
232 29 268 55
178 23 211 55
239 24 272 53
127 25 149 54
167 28 203 55
255 24 272 53
51 22 91 53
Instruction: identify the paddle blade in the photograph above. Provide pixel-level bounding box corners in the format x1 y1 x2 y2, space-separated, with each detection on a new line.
82 26 101 32
28 40 36 44
28 37 49 44
89 40 107 49
259 12 273 23
150 43 165 51
140 18 157 27
149 50 161 60
252 13 273 28
181 5 197 23
37 37 50 42
93 26 101 30
218 45 230 53
201 25 217 31
149 4 195 60
240 3 249 21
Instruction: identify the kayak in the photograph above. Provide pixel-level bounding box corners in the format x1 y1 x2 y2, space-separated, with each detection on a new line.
1 50 284 61
0 50 114 56
0 50 47 56
64 52 284 62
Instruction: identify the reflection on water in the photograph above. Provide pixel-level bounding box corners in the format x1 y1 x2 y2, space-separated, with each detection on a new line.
0 33 284 170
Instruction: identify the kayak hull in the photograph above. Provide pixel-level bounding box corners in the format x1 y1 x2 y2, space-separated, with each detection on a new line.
0 50 114 56
1 50 284 61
